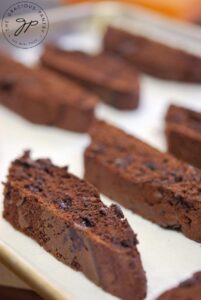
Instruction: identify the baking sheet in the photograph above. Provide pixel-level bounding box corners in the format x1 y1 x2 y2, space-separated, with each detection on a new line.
0 2 201 300
0 262 29 289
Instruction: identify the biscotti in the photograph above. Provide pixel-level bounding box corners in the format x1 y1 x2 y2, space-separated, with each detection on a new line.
41 45 140 110
0 53 98 133
104 26 201 82
84 120 201 242
166 104 201 169
3 151 147 300
157 272 201 300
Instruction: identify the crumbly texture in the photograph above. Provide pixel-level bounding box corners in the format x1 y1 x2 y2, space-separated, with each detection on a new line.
84 120 201 242
3 152 147 300
157 272 201 300
0 53 98 132
166 104 201 169
104 26 201 82
41 45 140 110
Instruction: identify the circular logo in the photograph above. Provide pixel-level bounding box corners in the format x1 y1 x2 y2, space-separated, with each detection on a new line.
1 1 49 49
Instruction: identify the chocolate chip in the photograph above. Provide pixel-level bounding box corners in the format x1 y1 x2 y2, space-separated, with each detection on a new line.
175 175 183 182
162 224 181 231
4 188 11 199
171 193 183 205
0 77 15 92
99 207 107 216
169 171 183 182
25 184 43 193
120 240 131 248
81 216 95 227
25 177 44 193
111 204 124 219
145 162 157 171
171 194 191 210
55 196 72 210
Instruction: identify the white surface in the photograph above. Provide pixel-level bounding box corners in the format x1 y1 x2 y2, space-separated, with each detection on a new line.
0 74 201 300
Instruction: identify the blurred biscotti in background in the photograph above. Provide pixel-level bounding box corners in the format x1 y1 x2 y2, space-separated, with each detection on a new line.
104 26 201 82
0 52 98 133
41 45 140 110
64 0 201 23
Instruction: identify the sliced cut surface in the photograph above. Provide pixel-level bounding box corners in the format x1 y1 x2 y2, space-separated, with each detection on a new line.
84 120 201 242
3 151 147 300
166 104 201 169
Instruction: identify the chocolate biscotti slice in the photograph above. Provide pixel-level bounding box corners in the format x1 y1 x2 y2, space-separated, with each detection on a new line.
41 45 140 110
3 151 147 300
0 53 98 132
166 104 201 169
104 26 201 82
156 272 201 300
84 120 201 242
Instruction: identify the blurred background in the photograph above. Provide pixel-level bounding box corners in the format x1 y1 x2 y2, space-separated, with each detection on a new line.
66 0 201 23
1 0 201 23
